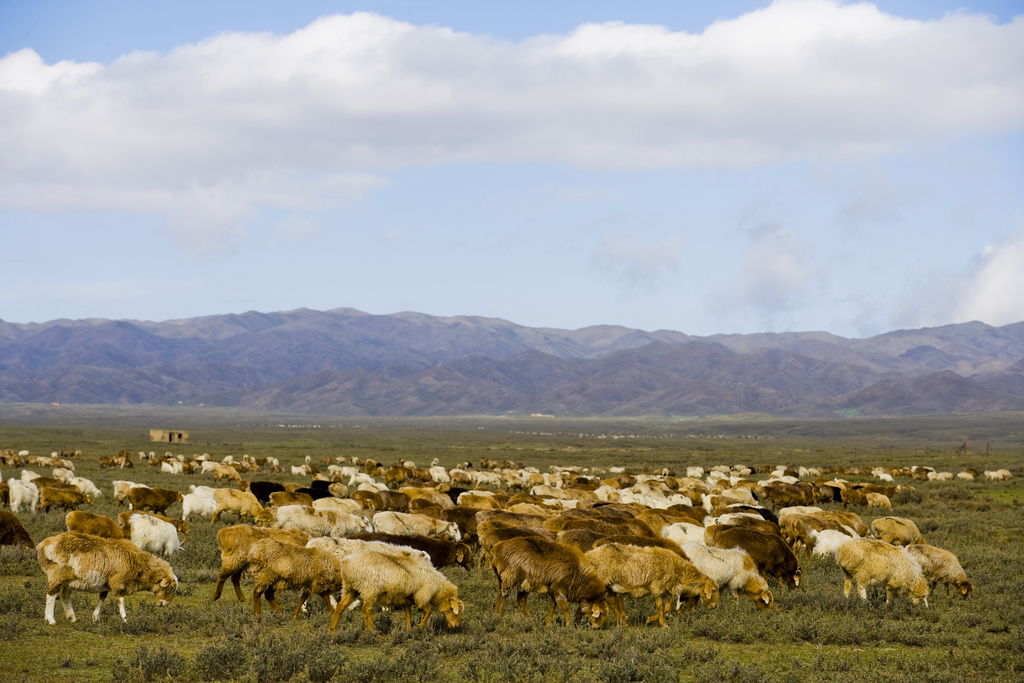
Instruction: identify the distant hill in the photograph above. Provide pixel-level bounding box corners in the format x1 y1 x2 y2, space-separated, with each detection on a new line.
2 308 1023 417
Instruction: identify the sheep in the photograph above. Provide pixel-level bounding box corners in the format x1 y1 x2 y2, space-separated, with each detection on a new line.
329 546 465 633
680 543 773 610
247 539 343 617
212 525 312 602
866 492 892 509
870 517 925 546
581 543 718 627
182 492 218 521
37 532 177 624
807 529 857 558
275 505 373 538
835 538 929 606
113 480 146 506
65 511 124 539
8 478 39 513
489 536 608 628
211 489 274 525
372 511 462 541
69 477 101 499
126 513 181 557
347 532 474 571
0 510 35 549
312 497 363 514
906 544 974 599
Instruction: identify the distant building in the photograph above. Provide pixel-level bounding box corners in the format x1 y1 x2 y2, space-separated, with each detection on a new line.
150 429 189 444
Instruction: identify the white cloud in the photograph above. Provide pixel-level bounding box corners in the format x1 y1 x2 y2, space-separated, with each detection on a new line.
0 1 1022 251
593 230 685 290
899 227 1024 328
735 225 817 312
275 214 323 243
379 228 407 243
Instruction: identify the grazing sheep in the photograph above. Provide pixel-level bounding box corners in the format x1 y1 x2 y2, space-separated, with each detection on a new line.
489 536 608 628
126 513 181 557
38 488 92 514
182 492 218 521
866 492 892 509
212 525 312 602
329 546 465 632
8 478 39 513
680 543 773 610
707 527 802 589
37 532 177 624
65 511 124 539
0 510 35 549
348 532 474 571
906 544 974 599
807 529 857 558
581 543 718 627
870 517 925 546
275 505 373 538
372 511 462 541
211 489 274 525
248 539 343 617
835 538 929 606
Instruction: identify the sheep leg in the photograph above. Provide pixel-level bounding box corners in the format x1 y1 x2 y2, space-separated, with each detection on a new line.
858 585 868 601
117 597 127 622
545 595 558 626
252 589 264 616
517 591 532 618
494 590 507 616
360 597 377 632
842 572 853 598
265 587 283 615
555 594 572 627
645 595 668 628
60 585 76 622
329 591 358 633
404 606 414 630
292 590 311 619
93 591 107 622
417 604 432 629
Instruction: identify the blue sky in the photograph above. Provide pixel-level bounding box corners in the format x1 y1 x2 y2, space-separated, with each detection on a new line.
1 0 1022 337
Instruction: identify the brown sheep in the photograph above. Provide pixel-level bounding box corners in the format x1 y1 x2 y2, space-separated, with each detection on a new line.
582 542 718 626
906 544 974 599
348 532 474 571
212 525 311 601
870 517 925 546
66 511 124 539
127 487 183 516
330 546 464 633
489 536 608 628
0 510 35 549
248 539 343 617
38 488 92 514
709 527 802 589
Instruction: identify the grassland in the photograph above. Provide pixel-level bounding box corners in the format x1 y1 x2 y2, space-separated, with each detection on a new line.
1 408 1022 683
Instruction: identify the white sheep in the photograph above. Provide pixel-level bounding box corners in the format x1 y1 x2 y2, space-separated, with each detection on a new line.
182 493 217 520
127 513 182 557
9 478 39 513
680 543 773 609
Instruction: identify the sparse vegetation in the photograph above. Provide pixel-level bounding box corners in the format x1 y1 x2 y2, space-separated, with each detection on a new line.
1 410 1022 682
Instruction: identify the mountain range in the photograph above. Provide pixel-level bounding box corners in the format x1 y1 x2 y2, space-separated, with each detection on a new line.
2 308 1024 417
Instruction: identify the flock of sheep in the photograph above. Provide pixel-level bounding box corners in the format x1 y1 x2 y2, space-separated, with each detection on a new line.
0 448 993 633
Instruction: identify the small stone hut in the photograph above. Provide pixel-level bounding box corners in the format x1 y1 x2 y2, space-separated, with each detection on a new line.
150 429 189 444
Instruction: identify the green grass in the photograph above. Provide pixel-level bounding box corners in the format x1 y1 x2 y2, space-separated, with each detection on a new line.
2 409 1023 682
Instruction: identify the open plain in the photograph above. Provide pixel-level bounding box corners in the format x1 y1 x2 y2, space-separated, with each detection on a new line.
1 408 1022 683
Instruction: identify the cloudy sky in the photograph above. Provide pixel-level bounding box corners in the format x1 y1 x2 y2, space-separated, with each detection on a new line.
2 0 1022 337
